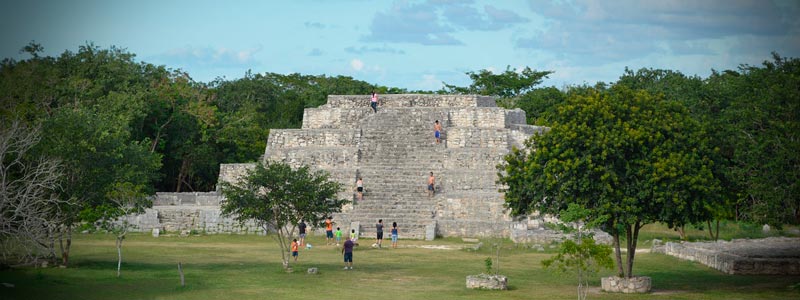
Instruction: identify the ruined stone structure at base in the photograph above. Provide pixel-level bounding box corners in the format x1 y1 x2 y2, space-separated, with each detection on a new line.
127 94 572 241
654 237 800 275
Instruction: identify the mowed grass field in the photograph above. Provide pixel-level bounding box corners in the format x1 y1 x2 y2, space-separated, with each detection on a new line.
1 224 799 300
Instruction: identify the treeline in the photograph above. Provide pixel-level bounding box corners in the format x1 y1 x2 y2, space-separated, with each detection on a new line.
0 43 797 265
0 43 417 264
448 60 799 227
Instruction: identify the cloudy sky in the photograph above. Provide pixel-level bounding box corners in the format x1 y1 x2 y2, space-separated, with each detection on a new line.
1 0 798 90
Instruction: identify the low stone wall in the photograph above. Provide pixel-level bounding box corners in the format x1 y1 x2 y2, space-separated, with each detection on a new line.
154 192 223 206
661 237 800 275
121 192 264 235
327 94 496 108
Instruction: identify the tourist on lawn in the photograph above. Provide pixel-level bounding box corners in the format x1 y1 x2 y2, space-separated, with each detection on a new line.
350 228 359 245
391 222 399 249
325 216 334 245
291 239 299 262
376 219 384 248
335 227 343 246
342 236 355 270
298 219 307 246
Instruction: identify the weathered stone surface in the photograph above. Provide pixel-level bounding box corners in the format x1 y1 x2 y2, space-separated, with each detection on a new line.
125 94 563 239
662 237 800 275
466 274 508 290
307 267 318 274
601 276 651 293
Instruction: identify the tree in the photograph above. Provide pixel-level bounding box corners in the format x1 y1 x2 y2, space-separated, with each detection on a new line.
499 86 721 278
86 182 150 277
443 66 553 98
0 120 67 265
219 161 347 270
706 54 800 226
542 204 613 300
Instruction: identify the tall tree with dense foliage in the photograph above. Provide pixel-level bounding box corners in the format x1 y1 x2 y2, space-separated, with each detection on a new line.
707 54 800 225
219 161 347 270
499 86 721 278
444 66 553 98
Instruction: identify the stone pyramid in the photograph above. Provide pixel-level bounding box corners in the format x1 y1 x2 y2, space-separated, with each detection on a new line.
220 94 546 240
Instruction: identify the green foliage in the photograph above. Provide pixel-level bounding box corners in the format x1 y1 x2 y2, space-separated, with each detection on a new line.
219 160 348 269
499 85 721 278
706 54 800 226
444 66 553 98
484 257 493 274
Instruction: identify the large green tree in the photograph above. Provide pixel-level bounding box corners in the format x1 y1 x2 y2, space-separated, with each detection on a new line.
219 161 348 270
706 54 800 225
444 66 553 98
499 86 721 278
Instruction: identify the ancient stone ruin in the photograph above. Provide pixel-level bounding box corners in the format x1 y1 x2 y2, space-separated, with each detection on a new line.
654 237 800 275
126 94 566 241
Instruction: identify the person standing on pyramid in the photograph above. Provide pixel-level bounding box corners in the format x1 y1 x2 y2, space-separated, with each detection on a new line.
428 172 435 197
434 120 442 144
370 90 379 113
355 177 364 201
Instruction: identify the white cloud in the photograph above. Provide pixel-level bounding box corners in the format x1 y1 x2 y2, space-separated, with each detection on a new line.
415 74 444 90
157 45 262 68
350 59 364 71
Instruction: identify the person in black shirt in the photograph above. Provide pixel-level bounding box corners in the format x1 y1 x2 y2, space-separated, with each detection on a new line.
298 220 307 247
376 219 384 248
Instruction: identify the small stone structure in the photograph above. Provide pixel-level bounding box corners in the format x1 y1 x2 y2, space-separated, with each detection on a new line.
601 276 651 293
655 237 800 275
466 274 508 290
119 192 263 234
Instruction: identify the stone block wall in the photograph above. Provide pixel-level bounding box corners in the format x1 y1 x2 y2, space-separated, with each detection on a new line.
122 192 264 234
188 94 562 239
326 94 496 108
661 238 800 275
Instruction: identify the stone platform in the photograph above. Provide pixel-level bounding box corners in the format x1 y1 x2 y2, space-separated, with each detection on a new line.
656 237 800 275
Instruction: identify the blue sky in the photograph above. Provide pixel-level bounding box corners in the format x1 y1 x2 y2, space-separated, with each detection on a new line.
1 0 799 90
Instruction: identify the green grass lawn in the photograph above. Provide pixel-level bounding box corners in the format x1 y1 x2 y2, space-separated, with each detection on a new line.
1 232 798 300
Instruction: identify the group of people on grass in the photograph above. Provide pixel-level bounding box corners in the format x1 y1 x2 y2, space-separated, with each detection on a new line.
290 217 399 270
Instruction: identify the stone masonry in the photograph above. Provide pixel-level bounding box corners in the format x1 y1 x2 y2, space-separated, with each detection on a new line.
126 94 567 240
219 94 554 240
655 237 800 275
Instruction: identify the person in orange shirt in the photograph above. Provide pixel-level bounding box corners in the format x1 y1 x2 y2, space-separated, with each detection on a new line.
291 239 299 262
325 216 334 245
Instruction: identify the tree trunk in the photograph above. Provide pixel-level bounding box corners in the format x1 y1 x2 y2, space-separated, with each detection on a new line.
116 237 122 277
677 226 686 240
612 229 625 277
625 222 641 278
175 158 191 192
60 229 71 266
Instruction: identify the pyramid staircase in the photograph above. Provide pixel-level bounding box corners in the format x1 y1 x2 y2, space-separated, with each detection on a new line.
255 94 544 240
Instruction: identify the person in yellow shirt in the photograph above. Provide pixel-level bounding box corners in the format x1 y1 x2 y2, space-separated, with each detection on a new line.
291 239 299 262
325 216 334 245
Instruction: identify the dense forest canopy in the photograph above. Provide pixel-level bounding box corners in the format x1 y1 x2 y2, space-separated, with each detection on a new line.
1 43 797 229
